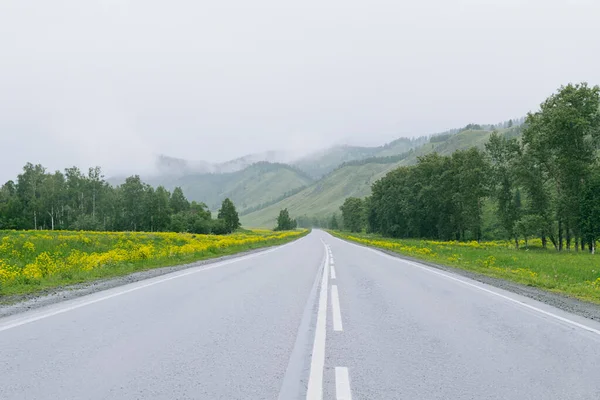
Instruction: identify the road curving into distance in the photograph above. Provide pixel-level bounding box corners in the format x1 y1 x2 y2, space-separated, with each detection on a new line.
1 230 600 399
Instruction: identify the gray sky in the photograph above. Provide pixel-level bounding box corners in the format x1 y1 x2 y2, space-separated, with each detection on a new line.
1 0 599 181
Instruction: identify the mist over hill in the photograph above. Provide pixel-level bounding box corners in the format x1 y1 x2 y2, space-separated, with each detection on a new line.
241 121 525 227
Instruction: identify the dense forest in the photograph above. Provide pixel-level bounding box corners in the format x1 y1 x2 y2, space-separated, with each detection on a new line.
0 167 241 234
337 83 600 253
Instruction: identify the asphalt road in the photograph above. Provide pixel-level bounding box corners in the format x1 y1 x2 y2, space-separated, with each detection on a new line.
1 230 600 399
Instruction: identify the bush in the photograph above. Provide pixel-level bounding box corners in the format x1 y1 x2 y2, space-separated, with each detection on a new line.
189 215 211 234
169 212 189 233
72 214 104 231
211 219 229 235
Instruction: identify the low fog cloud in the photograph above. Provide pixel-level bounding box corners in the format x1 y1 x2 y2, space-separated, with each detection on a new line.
1 0 599 181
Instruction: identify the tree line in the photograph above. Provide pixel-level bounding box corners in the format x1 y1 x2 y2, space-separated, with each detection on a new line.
295 213 340 230
0 165 241 234
339 83 600 253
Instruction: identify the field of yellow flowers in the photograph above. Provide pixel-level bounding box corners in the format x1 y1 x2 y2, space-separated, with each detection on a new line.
331 232 600 304
0 229 307 297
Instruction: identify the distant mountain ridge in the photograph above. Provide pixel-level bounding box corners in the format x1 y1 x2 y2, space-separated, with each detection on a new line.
291 137 429 178
241 123 524 227
155 135 431 180
145 162 313 212
141 136 430 213
155 150 296 176
110 119 524 227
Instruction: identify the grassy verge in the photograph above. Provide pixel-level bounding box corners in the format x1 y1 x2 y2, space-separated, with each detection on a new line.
330 231 600 304
0 229 308 297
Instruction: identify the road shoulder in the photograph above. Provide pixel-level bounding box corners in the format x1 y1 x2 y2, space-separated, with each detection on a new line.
0 238 304 318
333 235 600 322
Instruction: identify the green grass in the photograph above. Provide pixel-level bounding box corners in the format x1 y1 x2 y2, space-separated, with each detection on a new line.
0 229 308 298
331 231 600 304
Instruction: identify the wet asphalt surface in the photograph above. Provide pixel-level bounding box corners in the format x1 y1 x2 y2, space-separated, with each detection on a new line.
2 230 600 399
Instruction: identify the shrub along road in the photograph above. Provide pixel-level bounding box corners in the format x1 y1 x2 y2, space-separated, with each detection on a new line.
1 230 600 399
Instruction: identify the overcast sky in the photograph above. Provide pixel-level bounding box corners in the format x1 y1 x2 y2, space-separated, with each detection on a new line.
1 0 599 181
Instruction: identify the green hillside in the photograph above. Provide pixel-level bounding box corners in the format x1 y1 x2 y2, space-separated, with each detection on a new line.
396 127 520 166
147 162 313 213
292 145 379 178
241 162 394 228
292 137 428 178
241 127 521 227
375 136 429 157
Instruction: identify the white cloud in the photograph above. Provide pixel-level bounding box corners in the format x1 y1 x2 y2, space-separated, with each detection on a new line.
1 0 599 181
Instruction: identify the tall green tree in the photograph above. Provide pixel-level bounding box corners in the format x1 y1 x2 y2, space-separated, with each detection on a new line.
412 153 455 239
40 171 66 230
64 166 87 226
486 132 522 247
153 186 172 231
517 151 553 248
275 208 296 231
170 187 190 214
143 186 158 232
217 198 240 233
0 181 22 229
340 197 365 232
87 166 104 221
450 148 489 241
120 175 146 231
522 82 600 250
580 166 600 254
16 163 46 229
